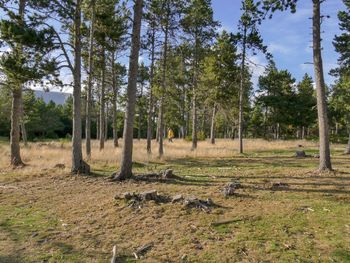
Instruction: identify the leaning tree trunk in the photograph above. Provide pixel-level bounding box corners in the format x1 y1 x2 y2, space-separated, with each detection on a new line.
112 52 119 148
146 26 156 153
210 104 217 144
99 47 106 150
85 0 96 159
238 25 247 154
113 0 143 180
71 0 90 174
312 0 332 171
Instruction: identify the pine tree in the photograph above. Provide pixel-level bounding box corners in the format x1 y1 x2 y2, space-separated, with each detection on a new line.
181 0 218 150
332 0 350 153
112 0 143 180
0 0 58 167
312 0 332 171
235 0 271 153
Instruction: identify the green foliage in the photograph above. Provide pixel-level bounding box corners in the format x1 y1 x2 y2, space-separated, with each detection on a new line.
332 0 350 77
0 1 59 89
256 64 317 138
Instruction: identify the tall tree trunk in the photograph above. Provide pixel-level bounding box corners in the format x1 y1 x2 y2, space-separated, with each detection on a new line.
146 26 156 153
72 0 89 174
201 107 206 133
20 97 27 147
10 0 26 167
99 47 106 150
192 91 198 150
138 84 143 141
156 119 159 142
313 0 332 171
192 37 199 150
11 86 24 166
238 25 247 154
112 52 119 148
210 104 216 144
20 121 28 147
346 132 350 154
96 114 100 140
105 101 108 141
85 0 96 159
113 0 143 180
158 10 169 158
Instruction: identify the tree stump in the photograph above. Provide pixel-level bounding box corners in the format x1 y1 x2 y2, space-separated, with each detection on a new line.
295 150 306 158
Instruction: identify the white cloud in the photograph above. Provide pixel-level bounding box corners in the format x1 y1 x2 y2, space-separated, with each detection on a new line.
268 42 293 55
247 55 268 90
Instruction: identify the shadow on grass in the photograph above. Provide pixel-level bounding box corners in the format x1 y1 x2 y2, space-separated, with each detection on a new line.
0 255 24 263
130 174 217 186
167 157 318 169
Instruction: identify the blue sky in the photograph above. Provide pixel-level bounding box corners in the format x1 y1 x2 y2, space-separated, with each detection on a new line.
4 0 343 92
212 0 346 86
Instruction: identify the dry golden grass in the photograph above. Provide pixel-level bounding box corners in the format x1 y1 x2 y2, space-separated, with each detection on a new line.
0 138 335 174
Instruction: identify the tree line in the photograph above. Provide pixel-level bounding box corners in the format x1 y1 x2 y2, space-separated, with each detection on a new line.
0 0 349 177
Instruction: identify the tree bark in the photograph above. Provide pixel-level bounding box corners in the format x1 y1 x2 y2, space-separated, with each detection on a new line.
20 96 27 147
96 114 100 140
345 132 350 154
105 101 108 141
113 0 143 180
238 25 247 154
112 52 119 148
158 5 170 158
138 84 143 141
20 121 28 147
10 0 26 167
11 86 24 166
71 0 90 174
146 25 156 154
312 0 332 171
191 35 199 150
85 0 96 159
210 104 216 144
99 47 106 150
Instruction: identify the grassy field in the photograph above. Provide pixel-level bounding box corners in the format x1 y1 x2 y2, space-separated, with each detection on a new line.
0 139 350 262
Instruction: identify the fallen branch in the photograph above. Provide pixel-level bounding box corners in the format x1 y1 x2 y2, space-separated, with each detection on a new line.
133 242 154 259
111 245 117 263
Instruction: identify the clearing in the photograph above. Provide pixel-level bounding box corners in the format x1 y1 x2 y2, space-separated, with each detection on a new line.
0 139 350 262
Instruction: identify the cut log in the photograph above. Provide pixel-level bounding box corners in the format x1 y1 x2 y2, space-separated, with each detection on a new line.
140 190 158 201
183 197 215 212
172 194 184 203
162 169 173 179
222 181 241 197
111 245 117 263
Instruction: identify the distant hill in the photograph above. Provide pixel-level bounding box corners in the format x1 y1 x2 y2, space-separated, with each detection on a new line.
34 90 71 105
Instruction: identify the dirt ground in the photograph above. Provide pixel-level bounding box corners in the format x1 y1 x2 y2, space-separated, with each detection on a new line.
1 140 350 262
